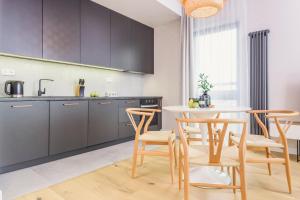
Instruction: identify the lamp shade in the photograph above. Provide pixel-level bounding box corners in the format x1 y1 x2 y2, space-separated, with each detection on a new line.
181 0 225 18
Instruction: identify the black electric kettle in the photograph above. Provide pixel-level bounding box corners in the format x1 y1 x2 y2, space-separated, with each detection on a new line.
5 80 24 97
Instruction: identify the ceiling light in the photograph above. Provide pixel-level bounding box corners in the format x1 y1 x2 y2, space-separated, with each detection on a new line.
181 0 226 18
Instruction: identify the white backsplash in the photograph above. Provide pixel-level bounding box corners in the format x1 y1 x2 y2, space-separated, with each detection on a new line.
0 55 144 97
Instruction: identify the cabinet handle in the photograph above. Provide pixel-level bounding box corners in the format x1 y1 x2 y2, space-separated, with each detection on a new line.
63 103 79 106
140 104 159 108
99 101 112 105
126 100 137 104
11 105 33 108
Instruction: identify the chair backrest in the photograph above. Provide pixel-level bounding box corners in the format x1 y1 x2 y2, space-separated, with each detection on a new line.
248 110 299 146
177 118 247 164
182 112 221 129
126 108 161 139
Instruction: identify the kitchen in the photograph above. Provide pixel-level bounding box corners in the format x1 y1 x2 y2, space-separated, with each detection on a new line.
0 0 180 199
1 0 300 200
0 0 166 169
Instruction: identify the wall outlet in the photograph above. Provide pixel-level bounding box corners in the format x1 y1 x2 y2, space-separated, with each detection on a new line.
1 68 15 76
111 91 118 97
105 77 113 82
105 91 118 97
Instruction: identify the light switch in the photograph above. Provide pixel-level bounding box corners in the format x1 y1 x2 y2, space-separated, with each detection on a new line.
1 68 15 76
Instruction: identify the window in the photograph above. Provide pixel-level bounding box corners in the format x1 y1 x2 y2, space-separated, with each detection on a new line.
193 25 239 106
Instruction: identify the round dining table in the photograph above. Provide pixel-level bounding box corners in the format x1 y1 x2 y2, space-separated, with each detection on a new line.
163 105 251 185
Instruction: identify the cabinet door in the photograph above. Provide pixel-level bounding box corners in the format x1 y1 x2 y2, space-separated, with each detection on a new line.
0 0 42 57
50 101 88 155
144 26 154 74
119 122 135 139
118 99 140 123
118 99 140 139
110 11 132 71
43 0 81 63
0 101 49 168
81 0 110 67
88 100 118 146
131 21 154 74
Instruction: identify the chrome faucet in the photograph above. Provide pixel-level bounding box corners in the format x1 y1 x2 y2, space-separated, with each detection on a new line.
38 79 54 96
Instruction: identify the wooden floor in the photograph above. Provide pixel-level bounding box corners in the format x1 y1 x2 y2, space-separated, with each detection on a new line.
16 150 300 200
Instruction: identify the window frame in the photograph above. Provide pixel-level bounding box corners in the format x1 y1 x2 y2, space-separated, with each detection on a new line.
192 22 241 105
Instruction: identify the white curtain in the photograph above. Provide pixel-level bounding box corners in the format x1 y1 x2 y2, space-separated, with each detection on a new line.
183 0 249 107
180 9 193 105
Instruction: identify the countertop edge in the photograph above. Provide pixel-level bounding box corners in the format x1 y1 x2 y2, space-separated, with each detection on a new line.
0 96 163 102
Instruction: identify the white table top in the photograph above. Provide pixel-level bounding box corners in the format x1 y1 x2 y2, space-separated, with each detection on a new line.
163 105 251 114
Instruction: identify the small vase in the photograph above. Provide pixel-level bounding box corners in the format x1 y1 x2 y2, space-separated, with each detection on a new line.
200 91 211 108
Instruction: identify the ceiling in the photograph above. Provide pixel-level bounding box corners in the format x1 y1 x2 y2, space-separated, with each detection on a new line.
91 0 181 28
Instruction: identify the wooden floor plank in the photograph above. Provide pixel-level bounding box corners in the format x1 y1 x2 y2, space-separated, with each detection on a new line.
16 151 300 200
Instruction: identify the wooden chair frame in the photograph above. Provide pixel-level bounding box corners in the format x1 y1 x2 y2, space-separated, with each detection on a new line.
182 112 221 145
126 108 176 183
177 118 248 200
231 110 299 194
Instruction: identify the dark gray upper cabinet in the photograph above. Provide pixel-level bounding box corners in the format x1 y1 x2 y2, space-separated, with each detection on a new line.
110 11 132 71
43 0 81 63
0 0 43 58
144 26 154 74
50 101 88 155
0 101 49 168
0 0 154 74
111 11 154 73
88 100 118 146
131 21 154 74
81 0 110 67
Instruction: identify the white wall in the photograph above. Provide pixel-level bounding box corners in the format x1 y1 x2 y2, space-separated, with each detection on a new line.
247 0 300 154
0 55 144 97
144 19 181 130
247 0 300 112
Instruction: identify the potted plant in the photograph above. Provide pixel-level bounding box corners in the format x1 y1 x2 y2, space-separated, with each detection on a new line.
198 73 214 108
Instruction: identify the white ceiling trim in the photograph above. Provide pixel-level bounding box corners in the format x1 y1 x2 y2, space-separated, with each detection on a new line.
156 0 182 16
91 0 181 28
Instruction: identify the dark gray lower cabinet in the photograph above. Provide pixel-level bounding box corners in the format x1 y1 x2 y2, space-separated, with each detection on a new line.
0 98 162 172
119 122 135 139
118 99 140 139
0 101 49 168
88 100 118 146
50 101 88 155
118 99 140 123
